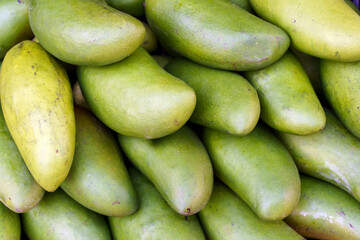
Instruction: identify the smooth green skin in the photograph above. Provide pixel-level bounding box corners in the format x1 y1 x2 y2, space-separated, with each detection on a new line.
61 107 138 217
320 60 360 139
0 107 44 213
152 55 172 68
141 22 157 53
109 168 206 240
250 0 360 62
277 109 360 203
0 41 75 192
145 0 289 71
29 0 145 66
229 0 252 12
0 0 33 59
198 182 304 240
0 202 21 240
22 189 111 240
244 51 325 135
78 48 196 139
202 125 301 221
118 126 213 215
105 0 144 16
166 58 260 135
285 175 360 240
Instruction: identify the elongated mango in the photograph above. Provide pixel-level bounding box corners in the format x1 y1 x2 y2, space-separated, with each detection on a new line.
0 202 21 240
105 0 144 17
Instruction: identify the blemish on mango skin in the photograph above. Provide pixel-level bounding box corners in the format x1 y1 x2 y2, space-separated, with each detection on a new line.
112 201 121 205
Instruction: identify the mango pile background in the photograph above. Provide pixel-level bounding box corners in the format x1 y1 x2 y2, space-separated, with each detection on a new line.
1 0 360 239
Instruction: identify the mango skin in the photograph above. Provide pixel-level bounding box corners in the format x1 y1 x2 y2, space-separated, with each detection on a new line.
29 0 145 66
0 0 33 59
61 106 138 217
229 0 252 12
22 189 111 240
78 47 196 139
118 126 213 215
0 41 76 192
199 182 304 240
109 168 206 240
202 125 301 221
166 58 260 135
105 0 144 17
141 22 158 53
145 0 289 71
250 0 360 62
0 107 44 213
0 202 21 240
285 175 360 240
244 51 325 135
152 55 171 68
320 60 360 139
277 109 360 203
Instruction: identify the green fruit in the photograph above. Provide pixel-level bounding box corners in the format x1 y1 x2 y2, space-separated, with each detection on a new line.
0 41 75 192
105 0 144 16
118 126 213 215
286 175 360 240
141 22 157 53
22 189 112 240
29 0 145 66
202 124 300 221
0 106 44 213
250 0 360 62
244 51 325 135
78 47 196 139
320 59 360 139
198 182 305 240
109 168 206 240
0 202 21 240
166 58 260 135
0 0 33 59
61 106 138 217
152 55 171 68
145 0 289 71
229 0 252 12
277 109 360 203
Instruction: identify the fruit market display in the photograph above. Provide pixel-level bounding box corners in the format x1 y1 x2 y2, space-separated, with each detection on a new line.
2 0 360 239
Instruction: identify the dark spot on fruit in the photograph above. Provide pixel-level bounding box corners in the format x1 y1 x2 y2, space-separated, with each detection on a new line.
17 0 22 3
34 72 37 76
185 216 188 221
293 19 296 23
32 65 34 69
350 223 354 229
8 197 11 200
112 201 121 205
305 226 311 231
27 51 30 53
143 41 148 44
56 149 59 153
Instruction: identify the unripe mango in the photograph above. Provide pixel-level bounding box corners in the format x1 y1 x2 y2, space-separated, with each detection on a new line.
0 202 21 240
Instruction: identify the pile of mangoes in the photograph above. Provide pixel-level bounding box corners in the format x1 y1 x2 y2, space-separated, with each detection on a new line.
1 0 360 239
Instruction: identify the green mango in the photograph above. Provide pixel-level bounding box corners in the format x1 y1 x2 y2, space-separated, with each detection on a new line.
166 58 260 135
61 106 138 217
285 175 360 240
277 109 360 203
244 51 325 135
152 55 172 68
109 167 206 240
0 107 44 213
145 0 289 71
229 0 252 12
202 125 301 221
105 0 144 17
72 82 89 109
320 60 360 139
78 47 196 139
29 0 145 66
0 0 33 59
118 126 213 215
0 202 21 240
141 22 158 53
198 182 304 240
22 189 111 240
250 0 360 62
0 41 75 192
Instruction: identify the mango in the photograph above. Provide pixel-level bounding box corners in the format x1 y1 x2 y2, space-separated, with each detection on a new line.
152 55 171 68
0 106 44 213
320 59 360 139
22 189 112 240
105 0 144 16
145 0 289 71
198 182 304 240
118 126 213 215
250 0 360 62
202 124 301 221
29 0 145 66
109 167 206 240
72 82 89 109
61 106 138 217
244 51 325 135
277 109 360 203
0 41 75 192
286 175 360 240
0 202 21 240
78 47 196 139
141 22 157 53
166 58 260 135
229 0 252 12
0 0 33 59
